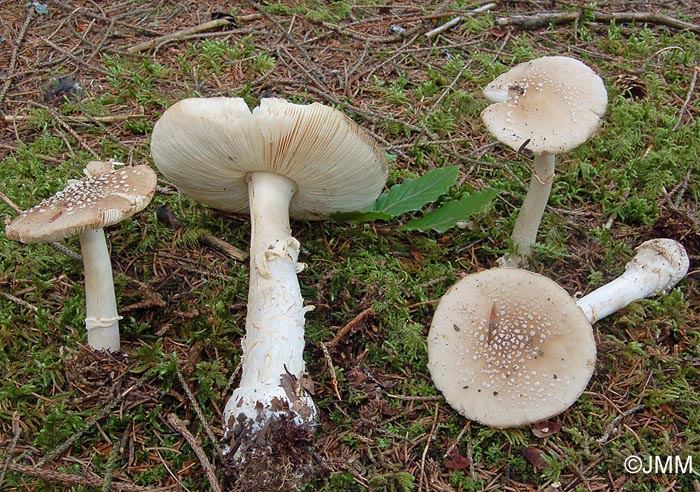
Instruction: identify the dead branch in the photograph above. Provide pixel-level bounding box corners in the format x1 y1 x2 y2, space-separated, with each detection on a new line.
127 14 262 54
497 11 700 34
424 2 496 39
166 413 223 492
2 461 157 491
327 307 375 350
0 7 35 111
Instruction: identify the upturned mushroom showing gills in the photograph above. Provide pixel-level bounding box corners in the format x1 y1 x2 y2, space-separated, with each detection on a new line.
481 56 608 267
150 97 388 458
428 239 689 428
5 162 157 352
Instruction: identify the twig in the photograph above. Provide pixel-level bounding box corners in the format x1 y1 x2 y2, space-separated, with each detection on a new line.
176 368 224 460
386 394 443 401
27 102 100 159
318 342 341 400
0 411 21 486
442 421 470 459
102 424 131 492
127 15 261 53
497 11 700 34
3 114 147 123
597 405 644 444
425 3 497 40
673 63 698 130
0 7 35 111
0 291 39 313
166 413 223 492
327 307 375 350
418 403 440 492
2 462 157 491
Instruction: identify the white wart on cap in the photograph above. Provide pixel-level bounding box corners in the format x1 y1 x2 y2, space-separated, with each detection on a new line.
151 97 388 219
481 56 608 155
6 164 158 243
428 268 596 428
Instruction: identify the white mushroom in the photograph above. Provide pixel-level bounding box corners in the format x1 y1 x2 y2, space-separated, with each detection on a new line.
428 239 689 428
428 268 596 428
577 238 689 323
5 163 157 352
481 56 608 267
150 97 388 456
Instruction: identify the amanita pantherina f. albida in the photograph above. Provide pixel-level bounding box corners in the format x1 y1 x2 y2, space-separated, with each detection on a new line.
481 56 608 267
5 162 157 352
150 97 388 457
428 238 688 428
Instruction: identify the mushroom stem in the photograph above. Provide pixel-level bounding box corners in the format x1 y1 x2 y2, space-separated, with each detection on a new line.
223 171 316 454
501 153 556 267
79 228 121 352
576 239 689 323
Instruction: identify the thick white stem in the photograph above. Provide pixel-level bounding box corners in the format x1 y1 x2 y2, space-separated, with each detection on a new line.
223 172 316 453
79 228 121 352
576 239 689 323
500 153 556 268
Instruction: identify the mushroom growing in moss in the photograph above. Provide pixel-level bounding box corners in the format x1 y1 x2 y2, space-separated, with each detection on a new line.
150 97 388 459
481 56 608 267
428 239 688 427
5 162 157 352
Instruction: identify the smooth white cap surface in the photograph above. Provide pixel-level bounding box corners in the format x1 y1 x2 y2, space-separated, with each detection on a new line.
5 165 157 243
150 97 388 219
481 56 608 155
428 268 596 428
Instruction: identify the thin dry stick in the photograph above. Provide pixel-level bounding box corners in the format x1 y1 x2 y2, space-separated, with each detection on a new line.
27 102 100 159
0 8 35 110
442 421 470 459
0 291 39 313
127 15 261 53
673 63 698 131
3 114 147 123
3 462 157 492
176 369 224 460
327 307 375 350
318 342 342 400
424 3 498 39
418 403 440 492
597 405 645 445
497 11 700 34
102 424 131 492
0 411 21 486
166 413 223 492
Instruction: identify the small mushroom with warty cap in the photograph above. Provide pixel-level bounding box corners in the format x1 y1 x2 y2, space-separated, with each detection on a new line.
150 97 388 459
5 162 157 352
481 56 608 267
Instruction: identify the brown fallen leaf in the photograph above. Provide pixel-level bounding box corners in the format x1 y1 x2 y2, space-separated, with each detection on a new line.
444 449 470 470
522 446 547 469
532 420 562 438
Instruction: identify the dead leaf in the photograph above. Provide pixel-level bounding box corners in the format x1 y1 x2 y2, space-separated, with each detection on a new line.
532 420 562 438
444 449 470 470
522 446 547 469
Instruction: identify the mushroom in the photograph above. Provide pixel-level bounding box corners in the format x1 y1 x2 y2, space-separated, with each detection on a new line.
577 238 689 323
428 267 596 428
481 56 608 267
428 239 688 427
150 97 388 455
5 162 157 352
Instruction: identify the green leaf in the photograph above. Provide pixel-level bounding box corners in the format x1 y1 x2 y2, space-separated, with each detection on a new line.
331 165 460 222
400 188 500 233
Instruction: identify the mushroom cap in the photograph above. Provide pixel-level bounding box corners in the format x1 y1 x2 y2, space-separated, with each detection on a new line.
428 268 596 428
150 97 388 220
481 56 608 155
5 164 157 244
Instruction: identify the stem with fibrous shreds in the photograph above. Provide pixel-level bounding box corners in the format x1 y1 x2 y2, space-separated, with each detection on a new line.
222 171 316 458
